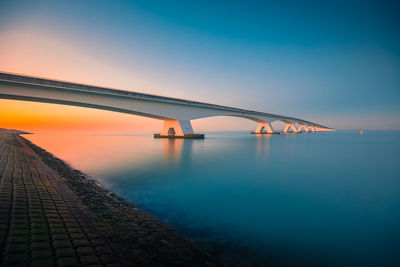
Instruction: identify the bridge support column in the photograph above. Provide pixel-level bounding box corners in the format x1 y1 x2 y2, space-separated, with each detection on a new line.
154 120 204 139
297 123 308 133
251 122 279 134
283 122 298 133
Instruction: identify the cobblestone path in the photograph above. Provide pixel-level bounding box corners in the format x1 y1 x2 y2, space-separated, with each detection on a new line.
0 133 123 266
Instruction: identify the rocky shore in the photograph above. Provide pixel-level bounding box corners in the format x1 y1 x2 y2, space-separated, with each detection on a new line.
0 130 224 266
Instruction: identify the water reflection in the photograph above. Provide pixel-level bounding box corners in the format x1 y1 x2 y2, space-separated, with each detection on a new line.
256 134 271 157
24 134 159 172
159 138 195 167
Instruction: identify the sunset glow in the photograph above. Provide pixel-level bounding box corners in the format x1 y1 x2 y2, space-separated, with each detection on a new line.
0 99 161 133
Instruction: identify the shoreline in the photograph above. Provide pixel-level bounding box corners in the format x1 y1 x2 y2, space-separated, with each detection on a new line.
9 132 224 266
21 132 275 267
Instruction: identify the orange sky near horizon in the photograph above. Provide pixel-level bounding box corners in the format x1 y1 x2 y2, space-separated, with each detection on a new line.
0 99 162 133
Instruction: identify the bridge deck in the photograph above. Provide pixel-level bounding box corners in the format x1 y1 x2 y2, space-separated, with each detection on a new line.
0 72 329 128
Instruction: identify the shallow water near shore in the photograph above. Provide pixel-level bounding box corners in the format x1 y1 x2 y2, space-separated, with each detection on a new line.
24 131 400 266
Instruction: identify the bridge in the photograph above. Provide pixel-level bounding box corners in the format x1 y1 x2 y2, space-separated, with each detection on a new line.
0 72 334 138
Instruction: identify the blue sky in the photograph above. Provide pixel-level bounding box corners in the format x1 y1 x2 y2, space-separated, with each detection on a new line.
1 0 399 130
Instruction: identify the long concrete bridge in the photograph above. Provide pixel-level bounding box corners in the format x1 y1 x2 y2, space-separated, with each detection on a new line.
0 72 333 138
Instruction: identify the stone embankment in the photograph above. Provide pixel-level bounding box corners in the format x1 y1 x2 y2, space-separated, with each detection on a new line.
0 130 223 266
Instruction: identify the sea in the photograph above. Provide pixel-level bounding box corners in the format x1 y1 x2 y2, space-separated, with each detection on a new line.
24 131 400 266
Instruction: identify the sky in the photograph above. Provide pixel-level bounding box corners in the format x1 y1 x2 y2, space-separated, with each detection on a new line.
0 0 399 132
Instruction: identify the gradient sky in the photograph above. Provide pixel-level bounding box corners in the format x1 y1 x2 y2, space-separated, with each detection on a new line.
1 0 399 132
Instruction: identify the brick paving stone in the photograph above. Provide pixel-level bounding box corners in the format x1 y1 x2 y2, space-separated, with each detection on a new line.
47 218 63 224
57 256 80 267
6 243 29 253
80 254 101 265
31 227 48 234
9 229 28 236
87 232 101 240
62 218 77 224
46 213 60 219
31 233 50 242
49 222 64 229
76 246 95 256
58 210 71 215
29 205 42 209
11 219 28 226
105 263 123 267
100 254 118 264
31 241 52 250
2 252 30 265
52 240 74 249
31 258 56 267
50 227 68 235
29 209 43 214
66 227 81 234
51 233 69 241
31 248 53 259
31 222 48 229
30 217 47 223
95 246 113 255
64 221 79 227
70 233 85 240
0 223 8 230
11 214 27 220
55 247 76 258
60 213 74 218
91 238 105 246
10 223 28 230
8 235 29 244
72 239 91 248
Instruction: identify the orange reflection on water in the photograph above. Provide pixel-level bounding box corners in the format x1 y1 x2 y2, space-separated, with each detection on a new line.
23 133 198 177
158 138 195 168
256 134 271 157
23 134 161 172
161 139 183 160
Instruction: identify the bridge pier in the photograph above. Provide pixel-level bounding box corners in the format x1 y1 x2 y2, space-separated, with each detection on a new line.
297 123 308 133
251 122 279 135
154 120 204 139
283 122 298 133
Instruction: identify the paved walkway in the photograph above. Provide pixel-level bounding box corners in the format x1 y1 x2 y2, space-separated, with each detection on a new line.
0 133 122 266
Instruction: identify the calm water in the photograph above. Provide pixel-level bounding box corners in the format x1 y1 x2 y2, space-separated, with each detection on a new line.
25 131 400 266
